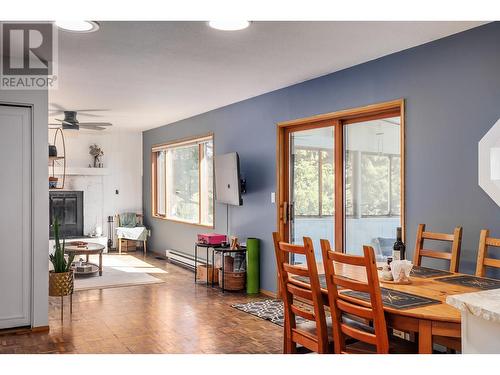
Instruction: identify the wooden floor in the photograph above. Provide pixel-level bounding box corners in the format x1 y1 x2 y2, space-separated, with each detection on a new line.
0 253 283 354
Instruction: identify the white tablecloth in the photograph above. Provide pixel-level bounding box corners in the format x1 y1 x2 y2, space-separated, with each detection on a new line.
116 226 149 241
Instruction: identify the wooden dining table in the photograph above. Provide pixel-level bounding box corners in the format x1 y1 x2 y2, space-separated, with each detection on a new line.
295 262 494 354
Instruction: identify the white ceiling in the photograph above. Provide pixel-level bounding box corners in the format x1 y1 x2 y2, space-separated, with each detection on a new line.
49 21 487 132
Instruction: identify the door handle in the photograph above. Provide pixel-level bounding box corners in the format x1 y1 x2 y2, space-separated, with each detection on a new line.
283 201 288 224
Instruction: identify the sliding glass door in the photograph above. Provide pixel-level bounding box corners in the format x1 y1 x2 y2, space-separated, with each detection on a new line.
277 100 404 265
289 126 335 262
344 116 402 260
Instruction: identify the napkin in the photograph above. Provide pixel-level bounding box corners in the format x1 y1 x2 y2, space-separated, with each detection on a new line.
391 260 413 282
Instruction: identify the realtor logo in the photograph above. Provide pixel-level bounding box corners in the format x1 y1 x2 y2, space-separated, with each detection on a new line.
1 22 58 89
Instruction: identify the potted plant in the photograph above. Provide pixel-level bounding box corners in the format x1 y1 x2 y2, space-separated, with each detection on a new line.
89 144 104 168
49 218 75 300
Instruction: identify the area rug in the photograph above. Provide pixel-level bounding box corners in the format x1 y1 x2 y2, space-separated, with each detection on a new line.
231 299 306 326
73 254 166 291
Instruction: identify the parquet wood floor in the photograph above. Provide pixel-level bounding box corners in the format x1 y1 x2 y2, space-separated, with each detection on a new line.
0 253 282 354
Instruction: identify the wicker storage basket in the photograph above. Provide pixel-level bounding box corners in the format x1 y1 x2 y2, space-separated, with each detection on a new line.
218 270 245 291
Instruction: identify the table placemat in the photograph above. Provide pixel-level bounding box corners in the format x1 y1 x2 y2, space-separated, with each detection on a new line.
410 266 453 278
340 288 441 310
292 275 327 289
436 275 500 290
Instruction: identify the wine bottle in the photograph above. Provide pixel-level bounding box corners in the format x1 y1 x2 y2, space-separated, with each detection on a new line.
392 227 406 260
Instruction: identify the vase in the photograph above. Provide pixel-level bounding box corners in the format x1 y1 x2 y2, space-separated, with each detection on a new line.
49 270 74 297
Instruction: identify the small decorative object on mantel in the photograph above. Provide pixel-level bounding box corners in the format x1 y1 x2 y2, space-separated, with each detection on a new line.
49 176 59 189
230 236 240 250
89 143 104 168
49 218 75 321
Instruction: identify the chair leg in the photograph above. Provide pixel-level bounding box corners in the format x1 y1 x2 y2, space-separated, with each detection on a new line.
285 337 297 354
118 238 122 254
143 240 147 255
283 319 296 354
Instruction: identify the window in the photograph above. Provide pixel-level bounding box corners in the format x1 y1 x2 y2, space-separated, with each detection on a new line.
293 147 334 217
152 135 214 227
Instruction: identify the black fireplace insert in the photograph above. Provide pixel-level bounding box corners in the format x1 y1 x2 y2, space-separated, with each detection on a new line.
49 191 84 239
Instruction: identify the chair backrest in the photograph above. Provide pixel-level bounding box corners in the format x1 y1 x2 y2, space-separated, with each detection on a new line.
320 240 389 354
413 224 462 273
117 213 143 227
476 229 500 277
272 232 329 353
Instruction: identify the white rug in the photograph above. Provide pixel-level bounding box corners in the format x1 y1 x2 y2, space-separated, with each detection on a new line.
73 254 166 291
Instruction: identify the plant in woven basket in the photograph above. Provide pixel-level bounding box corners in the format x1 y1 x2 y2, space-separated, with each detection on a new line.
49 217 74 273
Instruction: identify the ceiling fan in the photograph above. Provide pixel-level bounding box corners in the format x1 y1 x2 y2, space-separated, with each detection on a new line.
49 108 112 131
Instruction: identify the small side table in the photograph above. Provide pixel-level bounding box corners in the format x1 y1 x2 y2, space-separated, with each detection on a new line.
65 242 105 276
194 243 247 292
194 243 217 286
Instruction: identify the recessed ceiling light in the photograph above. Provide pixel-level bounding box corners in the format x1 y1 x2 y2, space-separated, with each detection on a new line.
208 21 250 31
55 21 100 33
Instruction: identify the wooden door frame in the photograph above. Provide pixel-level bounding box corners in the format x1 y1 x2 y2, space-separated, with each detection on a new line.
276 99 406 257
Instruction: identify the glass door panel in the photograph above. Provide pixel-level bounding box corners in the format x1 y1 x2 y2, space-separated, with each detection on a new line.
343 116 401 260
290 126 334 263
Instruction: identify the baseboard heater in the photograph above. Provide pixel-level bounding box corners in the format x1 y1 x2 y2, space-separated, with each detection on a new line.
165 249 205 271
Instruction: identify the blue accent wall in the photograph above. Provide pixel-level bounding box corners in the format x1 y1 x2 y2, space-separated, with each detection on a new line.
143 22 500 292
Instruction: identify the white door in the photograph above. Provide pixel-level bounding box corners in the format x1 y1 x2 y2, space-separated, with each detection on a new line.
0 105 32 329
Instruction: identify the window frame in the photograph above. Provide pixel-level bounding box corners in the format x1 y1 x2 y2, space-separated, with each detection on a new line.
151 133 215 228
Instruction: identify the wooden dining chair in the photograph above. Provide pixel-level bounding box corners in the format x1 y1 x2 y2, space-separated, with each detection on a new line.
320 240 390 354
272 232 330 354
413 224 463 273
476 229 500 277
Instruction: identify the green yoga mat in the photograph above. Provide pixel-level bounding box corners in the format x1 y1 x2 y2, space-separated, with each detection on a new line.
246 238 260 294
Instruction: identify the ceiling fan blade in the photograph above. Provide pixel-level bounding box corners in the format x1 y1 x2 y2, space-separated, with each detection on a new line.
79 125 107 130
49 103 66 111
79 122 112 126
73 109 110 113
54 119 81 127
70 112 103 118
50 111 103 118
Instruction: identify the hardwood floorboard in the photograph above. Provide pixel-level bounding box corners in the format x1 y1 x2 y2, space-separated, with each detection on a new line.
0 253 282 354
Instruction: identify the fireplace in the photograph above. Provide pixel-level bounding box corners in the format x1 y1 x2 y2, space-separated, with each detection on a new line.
49 191 84 239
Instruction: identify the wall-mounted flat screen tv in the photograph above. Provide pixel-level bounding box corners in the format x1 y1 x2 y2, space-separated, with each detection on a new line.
215 152 242 206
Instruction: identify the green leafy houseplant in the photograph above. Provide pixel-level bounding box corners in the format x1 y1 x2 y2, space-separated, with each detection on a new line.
49 218 75 273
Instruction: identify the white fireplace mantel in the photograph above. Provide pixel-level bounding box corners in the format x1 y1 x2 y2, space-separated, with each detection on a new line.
49 167 109 176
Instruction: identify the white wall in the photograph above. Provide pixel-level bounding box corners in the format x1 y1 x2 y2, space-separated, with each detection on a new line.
0 90 48 328
49 129 143 238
